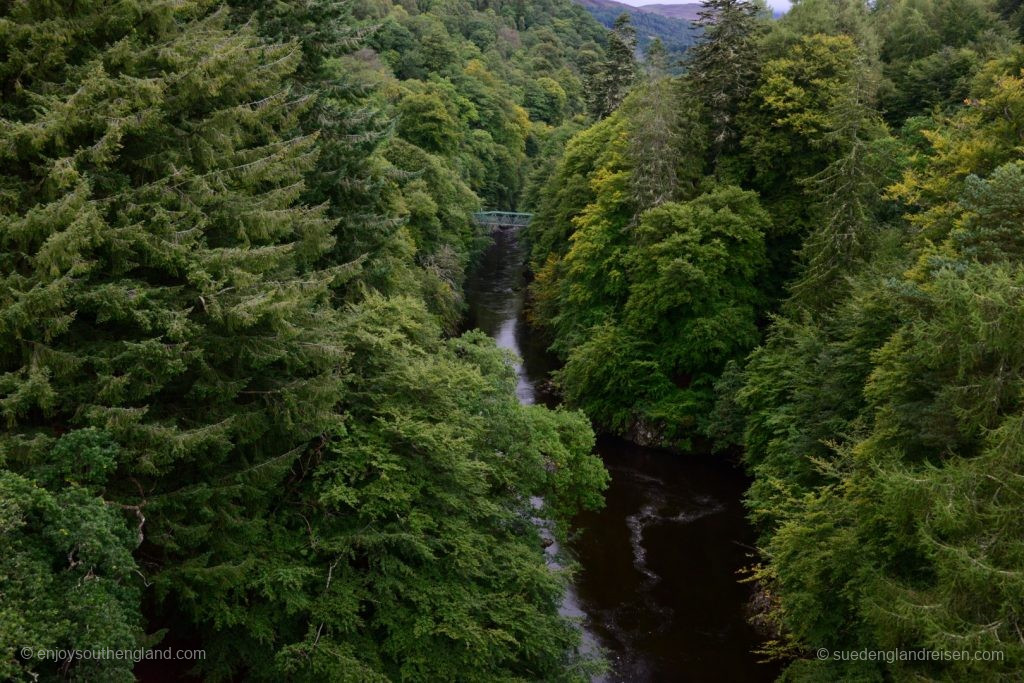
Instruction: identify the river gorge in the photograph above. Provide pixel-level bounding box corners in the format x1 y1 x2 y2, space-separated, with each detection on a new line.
464 225 779 681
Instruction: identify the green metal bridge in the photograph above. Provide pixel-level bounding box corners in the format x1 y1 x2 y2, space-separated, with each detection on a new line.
472 211 533 229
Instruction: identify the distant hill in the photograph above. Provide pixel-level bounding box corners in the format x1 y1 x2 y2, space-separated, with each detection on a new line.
576 0 703 21
574 0 701 65
634 3 704 21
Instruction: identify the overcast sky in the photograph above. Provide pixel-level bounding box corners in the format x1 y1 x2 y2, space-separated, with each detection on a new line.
616 0 792 12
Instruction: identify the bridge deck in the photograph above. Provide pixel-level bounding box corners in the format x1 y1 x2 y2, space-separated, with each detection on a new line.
473 211 533 229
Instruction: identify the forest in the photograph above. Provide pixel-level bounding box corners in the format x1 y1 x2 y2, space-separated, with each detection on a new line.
2 0 1024 681
0 0 608 680
574 0 701 64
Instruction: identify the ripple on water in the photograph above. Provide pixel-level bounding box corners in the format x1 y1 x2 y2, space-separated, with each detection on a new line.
465 226 779 683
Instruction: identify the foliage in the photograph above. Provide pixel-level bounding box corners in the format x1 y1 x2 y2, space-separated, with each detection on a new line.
544 179 772 446
587 13 638 119
740 32 896 299
0 432 143 683
227 295 606 681
577 0 700 67
0 0 607 680
685 0 766 162
11 0 1024 679
735 49 1024 682
629 77 707 210
525 112 626 272
0 4 346 667
530 0 1024 678
873 0 1009 122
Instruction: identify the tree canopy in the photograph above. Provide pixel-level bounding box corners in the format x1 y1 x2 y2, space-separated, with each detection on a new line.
0 0 608 680
526 0 1024 678
7 0 1024 680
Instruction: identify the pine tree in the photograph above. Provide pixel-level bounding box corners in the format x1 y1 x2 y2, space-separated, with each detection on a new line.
1 2 344 676
588 13 638 119
685 0 764 163
228 0 400 284
644 37 670 78
628 78 706 212
790 63 894 307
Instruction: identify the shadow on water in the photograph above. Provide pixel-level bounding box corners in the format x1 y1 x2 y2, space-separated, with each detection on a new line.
464 227 780 682
571 437 778 681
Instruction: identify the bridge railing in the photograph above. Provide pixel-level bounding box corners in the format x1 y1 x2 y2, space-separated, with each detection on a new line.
472 211 533 229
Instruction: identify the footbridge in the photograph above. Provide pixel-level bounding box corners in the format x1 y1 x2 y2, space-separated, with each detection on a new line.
472 211 533 229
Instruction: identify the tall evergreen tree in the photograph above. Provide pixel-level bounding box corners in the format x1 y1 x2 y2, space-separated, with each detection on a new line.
789 62 895 307
685 0 764 164
628 79 706 212
0 0 347 678
228 0 400 286
588 13 638 119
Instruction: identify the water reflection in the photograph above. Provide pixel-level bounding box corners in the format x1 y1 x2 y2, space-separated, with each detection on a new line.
464 226 778 682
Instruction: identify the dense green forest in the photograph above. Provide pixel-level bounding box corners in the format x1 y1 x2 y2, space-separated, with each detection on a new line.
5 0 1024 680
0 0 610 680
575 0 701 64
527 0 1024 678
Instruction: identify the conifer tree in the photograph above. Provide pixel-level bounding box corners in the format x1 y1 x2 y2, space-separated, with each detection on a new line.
228 0 400 283
628 78 706 212
790 64 895 307
1 1 344 676
685 0 764 163
644 37 670 78
588 13 638 119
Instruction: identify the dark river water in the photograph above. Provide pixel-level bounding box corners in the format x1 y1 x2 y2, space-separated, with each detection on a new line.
464 226 779 682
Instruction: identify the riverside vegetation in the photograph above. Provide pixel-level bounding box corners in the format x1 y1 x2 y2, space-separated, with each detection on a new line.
3 0 1024 681
0 1 608 680
527 0 1024 679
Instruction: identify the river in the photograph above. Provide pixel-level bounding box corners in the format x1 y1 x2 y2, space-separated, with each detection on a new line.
463 225 779 682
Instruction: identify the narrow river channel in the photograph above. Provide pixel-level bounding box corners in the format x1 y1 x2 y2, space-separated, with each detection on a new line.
464 225 779 682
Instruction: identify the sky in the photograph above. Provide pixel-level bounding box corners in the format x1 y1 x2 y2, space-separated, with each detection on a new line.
616 0 792 12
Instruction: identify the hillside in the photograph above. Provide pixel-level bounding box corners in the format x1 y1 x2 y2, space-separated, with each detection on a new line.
527 0 1024 679
575 0 701 62
635 2 704 20
0 1 610 680
577 0 703 21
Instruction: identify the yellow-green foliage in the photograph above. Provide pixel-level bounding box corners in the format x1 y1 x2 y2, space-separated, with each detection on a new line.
532 2 1024 679
740 53 1024 681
